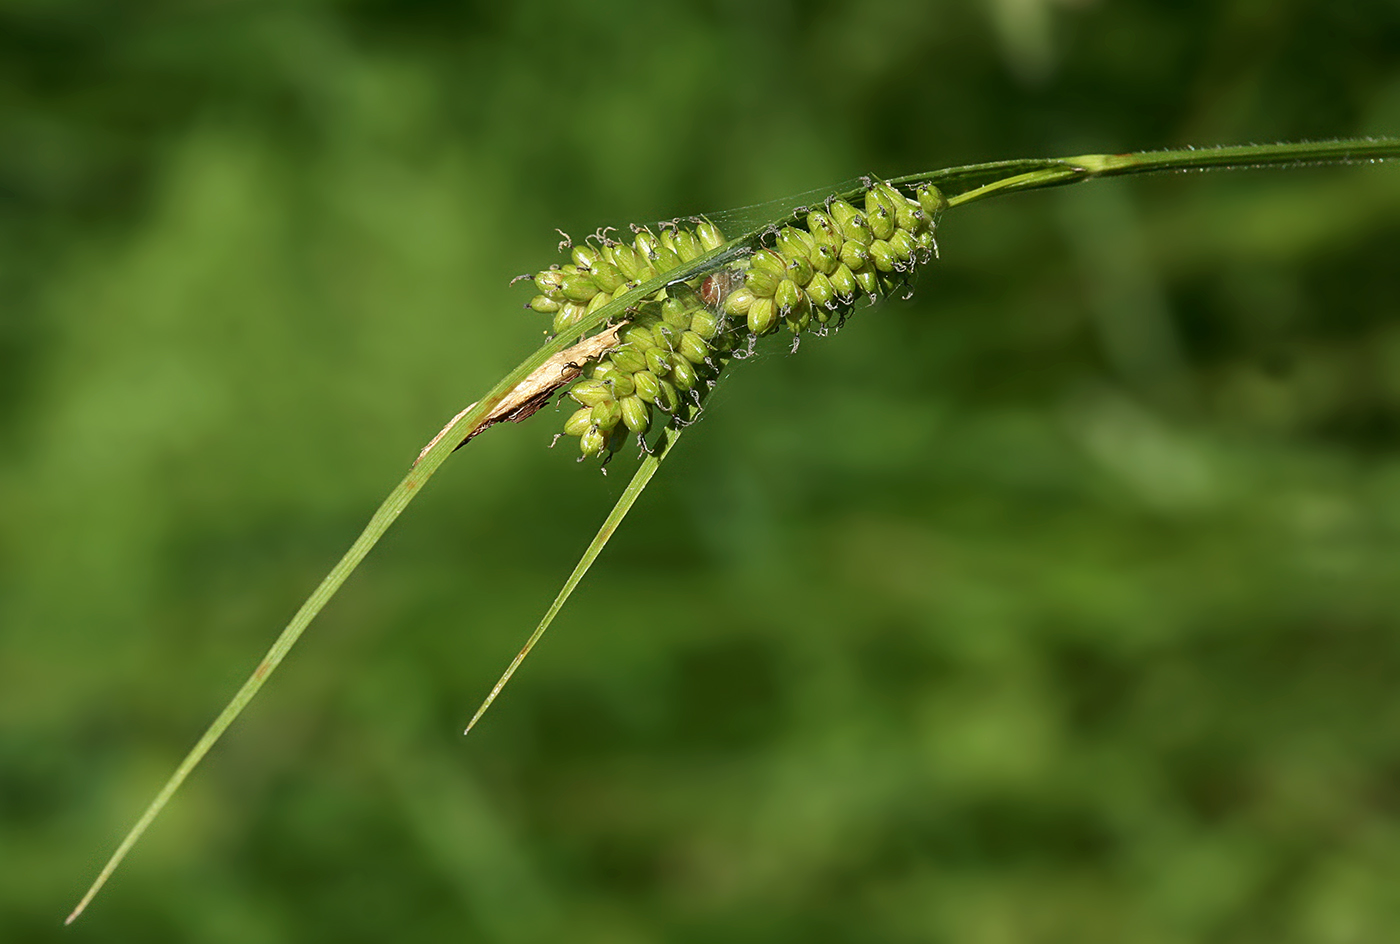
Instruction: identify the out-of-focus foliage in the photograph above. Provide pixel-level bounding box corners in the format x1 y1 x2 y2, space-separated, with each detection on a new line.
4 1 1400 941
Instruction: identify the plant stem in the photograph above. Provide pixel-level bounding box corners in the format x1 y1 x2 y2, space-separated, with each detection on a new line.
899 137 1400 207
66 136 1399 924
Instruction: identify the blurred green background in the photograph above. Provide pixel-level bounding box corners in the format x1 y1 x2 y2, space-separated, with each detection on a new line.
4 1 1400 941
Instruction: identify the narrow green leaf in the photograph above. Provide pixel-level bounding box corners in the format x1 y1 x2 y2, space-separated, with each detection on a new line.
464 425 684 735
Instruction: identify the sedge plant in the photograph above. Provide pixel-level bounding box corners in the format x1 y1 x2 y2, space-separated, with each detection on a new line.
67 137 1400 924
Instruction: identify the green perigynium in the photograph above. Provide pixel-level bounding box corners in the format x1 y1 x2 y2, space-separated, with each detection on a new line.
523 178 945 461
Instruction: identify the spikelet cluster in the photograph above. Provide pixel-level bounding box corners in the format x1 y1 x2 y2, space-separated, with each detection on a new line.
519 178 947 461
721 179 945 336
527 221 727 334
560 284 731 458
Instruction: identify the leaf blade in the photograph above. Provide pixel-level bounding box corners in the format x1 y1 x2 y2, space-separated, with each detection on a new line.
464 425 685 735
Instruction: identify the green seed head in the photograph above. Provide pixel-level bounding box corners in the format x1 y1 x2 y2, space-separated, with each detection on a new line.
570 378 614 407
917 182 948 216
553 302 588 333
620 395 651 432
888 228 917 265
560 273 600 303
534 268 567 300
563 407 593 437
526 196 939 468
670 356 698 391
690 310 720 340
864 193 896 240
579 425 607 458
784 254 814 287
655 379 680 413
870 181 904 218
633 228 659 259
603 368 635 397
633 369 661 403
810 242 839 275
723 286 756 316
571 245 600 269
775 226 815 261
671 229 704 262
829 200 873 245
608 423 631 452
661 296 693 329
806 271 835 309
805 209 843 248
744 266 781 298
669 279 703 304
645 322 672 351
609 243 645 280
587 259 626 293
651 244 682 273
747 296 777 335
644 347 672 375
632 308 663 329
695 219 725 251
678 330 710 365
591 398 622 431
839 240 871 269
869 238 898 272
894 199 925 234
610 346 648 374
829 263 858 301
620 325 658 350
774 278 805 314
749 248 787 278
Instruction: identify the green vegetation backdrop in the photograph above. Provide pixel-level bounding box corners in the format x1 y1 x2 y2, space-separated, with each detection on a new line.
5 1 1400 941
